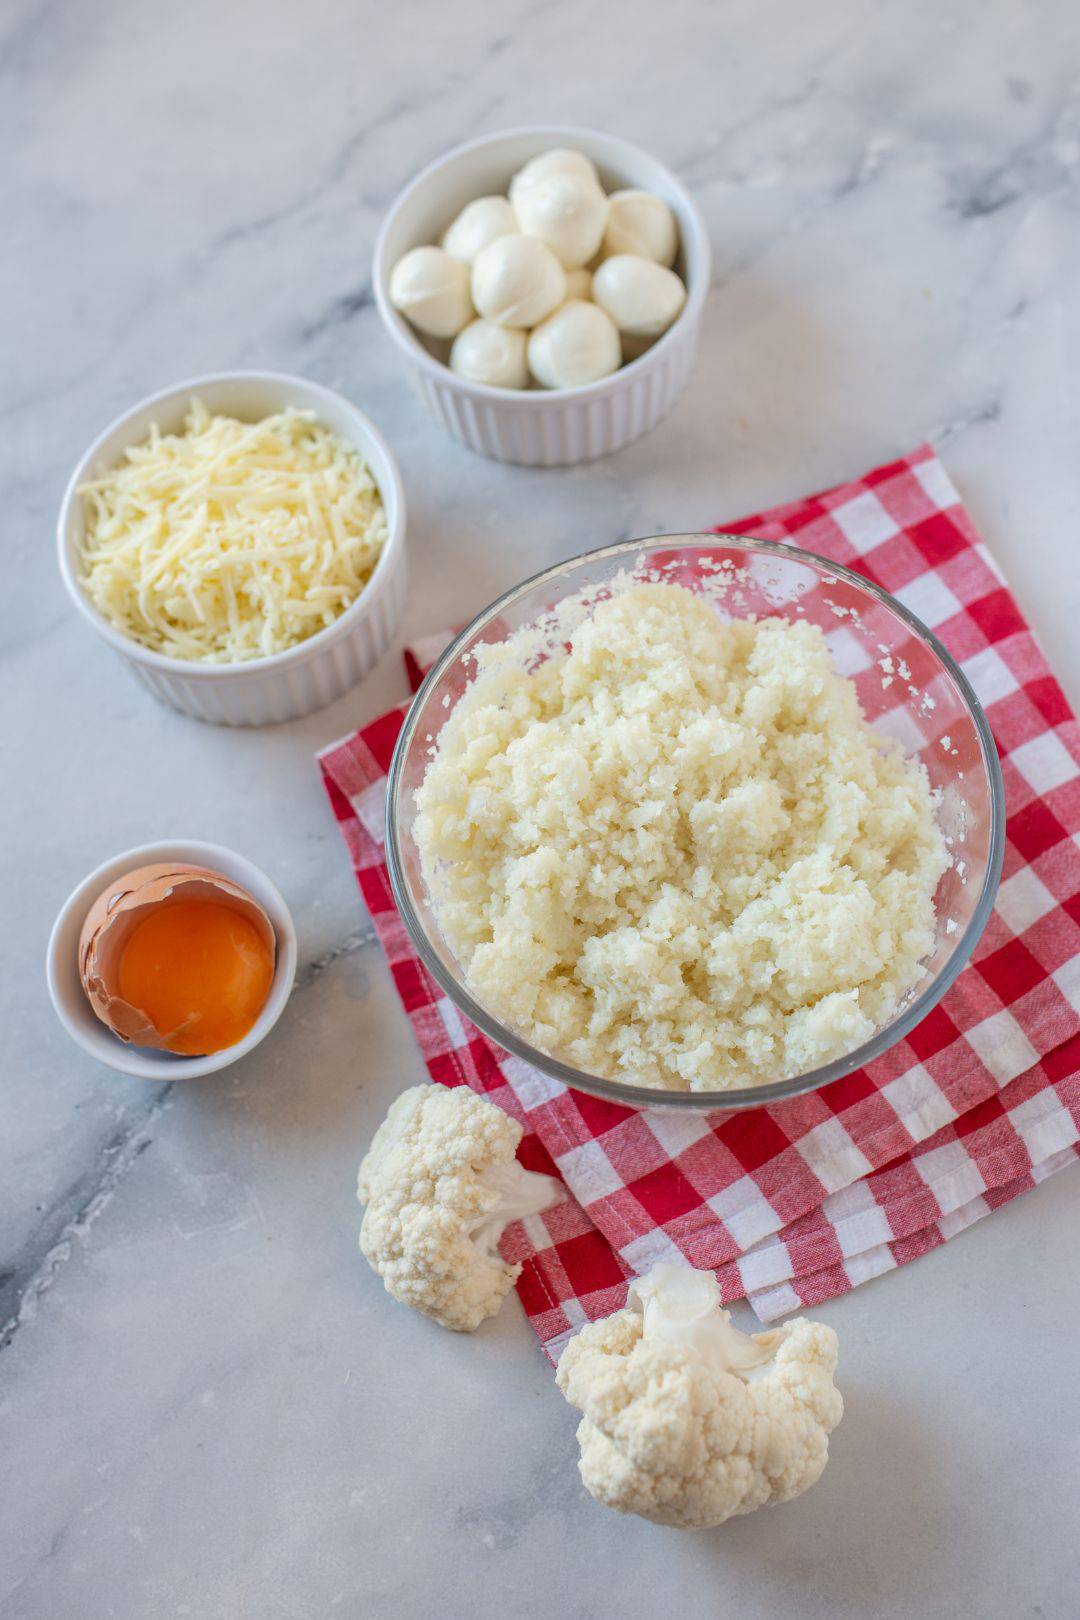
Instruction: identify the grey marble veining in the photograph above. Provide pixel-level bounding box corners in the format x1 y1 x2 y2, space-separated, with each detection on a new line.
4 0 1080 1615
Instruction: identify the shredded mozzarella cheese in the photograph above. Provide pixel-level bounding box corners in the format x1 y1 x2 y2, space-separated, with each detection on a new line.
77 399 389 663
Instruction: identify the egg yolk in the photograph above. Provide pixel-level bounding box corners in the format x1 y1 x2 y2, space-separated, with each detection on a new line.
117 898 274 1056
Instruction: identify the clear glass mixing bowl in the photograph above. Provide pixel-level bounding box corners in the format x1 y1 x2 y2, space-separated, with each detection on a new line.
385 535 1005 1113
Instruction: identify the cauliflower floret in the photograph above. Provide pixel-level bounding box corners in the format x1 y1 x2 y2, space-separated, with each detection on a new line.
357 1083 562 1332
556 1263 842 1527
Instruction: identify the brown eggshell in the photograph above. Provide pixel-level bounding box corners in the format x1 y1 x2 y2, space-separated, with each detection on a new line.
78 863 276 1052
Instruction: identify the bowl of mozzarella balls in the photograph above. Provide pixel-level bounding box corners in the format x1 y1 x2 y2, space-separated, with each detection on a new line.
373 126 710 466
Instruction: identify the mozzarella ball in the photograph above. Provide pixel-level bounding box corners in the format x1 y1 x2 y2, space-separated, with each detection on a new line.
527 300 621 390
592 255 687 337
389 246 474 338
513 172 609 270
603 190 678 266
441 196 518 265
472 235 566 327
509 147 600 205
449 320 529 389
563 266 593 302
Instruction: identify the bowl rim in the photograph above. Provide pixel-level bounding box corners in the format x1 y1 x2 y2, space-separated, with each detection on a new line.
372 122 712 404
56 369 406 680
385 531 1007 1113
45 838 298 1079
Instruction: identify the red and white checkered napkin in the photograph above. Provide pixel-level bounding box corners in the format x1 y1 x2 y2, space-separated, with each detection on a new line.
320 445 1080 1362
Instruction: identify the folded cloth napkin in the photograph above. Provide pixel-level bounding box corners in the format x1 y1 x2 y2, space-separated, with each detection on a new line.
320 446 1080 1361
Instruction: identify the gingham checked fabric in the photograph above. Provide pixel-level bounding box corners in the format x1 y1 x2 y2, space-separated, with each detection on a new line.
320 446 1080 1361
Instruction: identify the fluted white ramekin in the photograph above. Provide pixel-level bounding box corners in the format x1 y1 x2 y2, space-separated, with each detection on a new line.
373 126 711 466
58 372 406 726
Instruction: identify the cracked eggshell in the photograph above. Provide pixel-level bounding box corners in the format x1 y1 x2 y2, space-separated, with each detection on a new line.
78 863 276 1051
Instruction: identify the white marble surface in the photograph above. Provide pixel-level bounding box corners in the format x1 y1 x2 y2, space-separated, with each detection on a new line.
4 1 1080 1615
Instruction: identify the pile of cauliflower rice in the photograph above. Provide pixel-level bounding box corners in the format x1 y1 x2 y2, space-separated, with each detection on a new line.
414 581 948 1092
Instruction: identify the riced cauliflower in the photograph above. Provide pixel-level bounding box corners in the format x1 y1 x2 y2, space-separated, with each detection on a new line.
556 1263 843 1528
415 581 948 1091
357 1083 562 1332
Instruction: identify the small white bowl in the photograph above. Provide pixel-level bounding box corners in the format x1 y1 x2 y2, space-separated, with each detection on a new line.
374 126 711 466
58 371 407 725
46 840 298 1080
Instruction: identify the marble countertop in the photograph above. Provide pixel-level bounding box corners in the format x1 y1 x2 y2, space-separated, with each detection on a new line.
5 0 1080 1614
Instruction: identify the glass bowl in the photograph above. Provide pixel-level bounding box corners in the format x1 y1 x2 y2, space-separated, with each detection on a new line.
386 535 1005 1113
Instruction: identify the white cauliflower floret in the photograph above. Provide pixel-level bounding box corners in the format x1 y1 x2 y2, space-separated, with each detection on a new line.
556 1263 842 1528
357 1083 562 1332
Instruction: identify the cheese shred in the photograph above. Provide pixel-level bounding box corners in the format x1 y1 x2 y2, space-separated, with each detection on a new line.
77 399 389 663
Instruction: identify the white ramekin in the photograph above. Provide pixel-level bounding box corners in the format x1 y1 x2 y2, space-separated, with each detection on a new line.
373 126 711 466
46 840 298 1080
58 371 407 725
